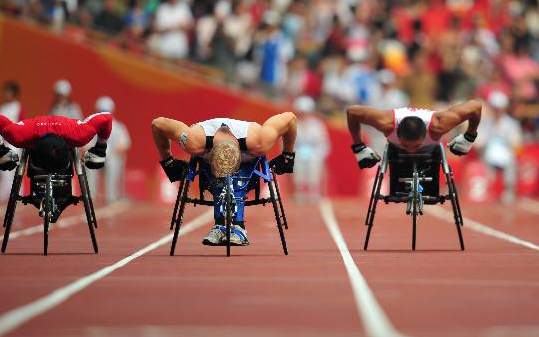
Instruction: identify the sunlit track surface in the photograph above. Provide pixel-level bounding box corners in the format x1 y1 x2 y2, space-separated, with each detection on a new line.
0 198 537 337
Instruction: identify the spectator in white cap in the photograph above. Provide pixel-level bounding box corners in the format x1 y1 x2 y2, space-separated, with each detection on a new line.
293 95 330 203
48 79 83 119
0 81 25 202
476 91 522 205
86 96 131 203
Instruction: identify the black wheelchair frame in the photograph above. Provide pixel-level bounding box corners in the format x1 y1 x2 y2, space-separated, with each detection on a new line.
364 143 464 250
2 148 98 255
170 156 289 257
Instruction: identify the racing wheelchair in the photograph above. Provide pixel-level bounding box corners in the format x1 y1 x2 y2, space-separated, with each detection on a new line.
1 149 98 255
364 143 464 250
170 156 289 257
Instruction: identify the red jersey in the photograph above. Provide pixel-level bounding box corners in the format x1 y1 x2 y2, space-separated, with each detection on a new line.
0 113 112 149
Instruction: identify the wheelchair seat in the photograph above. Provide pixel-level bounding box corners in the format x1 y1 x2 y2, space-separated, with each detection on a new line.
170 155 289 256
364 143 464 251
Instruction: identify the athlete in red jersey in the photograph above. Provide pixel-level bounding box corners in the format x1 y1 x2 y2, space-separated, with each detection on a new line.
0 112 112 172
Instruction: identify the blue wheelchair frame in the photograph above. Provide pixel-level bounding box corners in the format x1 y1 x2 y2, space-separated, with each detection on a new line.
170 156 289 256
2 149 98 255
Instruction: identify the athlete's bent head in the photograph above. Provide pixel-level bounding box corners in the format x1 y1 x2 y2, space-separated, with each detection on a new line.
396 116 427 153
33 134 71 173
210 140 241 177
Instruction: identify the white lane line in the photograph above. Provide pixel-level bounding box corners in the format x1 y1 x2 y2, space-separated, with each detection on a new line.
319 199 410 337
428 206 539 251
1 200 130 241
0 209 213 336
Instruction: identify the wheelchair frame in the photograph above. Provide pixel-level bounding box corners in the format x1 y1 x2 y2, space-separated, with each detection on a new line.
170 156 289 257
364 143 464 251
2 149 98 255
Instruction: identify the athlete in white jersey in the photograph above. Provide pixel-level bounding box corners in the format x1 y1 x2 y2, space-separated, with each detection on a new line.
151 112 297 246
152 113 297 179
346 100 482 169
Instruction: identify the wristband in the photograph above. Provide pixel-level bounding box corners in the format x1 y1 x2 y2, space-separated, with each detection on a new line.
282 152 295 160
464 133 477 142
160 156 174 167
351 143 366 153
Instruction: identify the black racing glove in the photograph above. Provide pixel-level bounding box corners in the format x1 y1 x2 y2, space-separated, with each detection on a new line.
352 143 381 169
0 145 19 171
160 156 188 182
82 142 107 169
270 152 295 175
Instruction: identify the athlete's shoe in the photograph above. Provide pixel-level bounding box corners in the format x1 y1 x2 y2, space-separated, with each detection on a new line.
229 225 250 246
202 225 226 246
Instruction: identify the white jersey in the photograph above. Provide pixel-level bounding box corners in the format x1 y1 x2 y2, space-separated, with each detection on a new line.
386 107 439 149
196 118 252 139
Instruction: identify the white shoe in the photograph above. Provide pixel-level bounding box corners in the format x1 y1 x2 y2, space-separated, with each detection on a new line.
202 225 226 246
229 225 250 246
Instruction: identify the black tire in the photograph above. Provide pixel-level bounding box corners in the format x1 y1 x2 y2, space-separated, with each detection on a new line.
81 166 98 229
225 177 232 257
1 173 23 253
79 173 98 253
412 191 417 251
43 175 52 256
271 172 288 230
364 168 383 251
269 179 288 255
170 180 190 256
447 172 465 250
170 177 185 230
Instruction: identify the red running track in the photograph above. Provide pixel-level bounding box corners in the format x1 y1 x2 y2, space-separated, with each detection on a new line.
0 197 538 337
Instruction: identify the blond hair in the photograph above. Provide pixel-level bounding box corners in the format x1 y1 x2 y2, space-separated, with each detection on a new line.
210 140 241 177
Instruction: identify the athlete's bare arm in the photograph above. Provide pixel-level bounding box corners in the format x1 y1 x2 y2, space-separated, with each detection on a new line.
247 112 297 155
430 100 482 138
151 117 206 160
346 105 394 144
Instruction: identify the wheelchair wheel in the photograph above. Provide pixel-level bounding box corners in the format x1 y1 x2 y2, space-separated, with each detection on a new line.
225 177 233 257
271 172 288 230
446 170 465 251
411 191 418 251
78 172 98 253
269 179 288 255
364 166 383 251
81 166 97 229
1 172 24 253
43 175 53 256
170 180 191 256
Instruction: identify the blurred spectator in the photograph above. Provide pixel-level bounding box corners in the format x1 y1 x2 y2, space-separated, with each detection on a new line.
476 91 523 205
0 81 24 202
403 50 437 108
148 0 193 60
48 79 83 119
292 95 330 203
254 10 294 97
86 96 131 204
4 0 539 132
364 69 410 154
94 0 124 36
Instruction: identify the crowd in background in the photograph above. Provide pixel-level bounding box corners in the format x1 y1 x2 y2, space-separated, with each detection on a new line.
2 0 539 203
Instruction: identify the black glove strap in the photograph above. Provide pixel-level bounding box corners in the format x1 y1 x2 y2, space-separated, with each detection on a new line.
464 133 477 142
282 152 295 160
160 156 174 167
351 143 366 153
